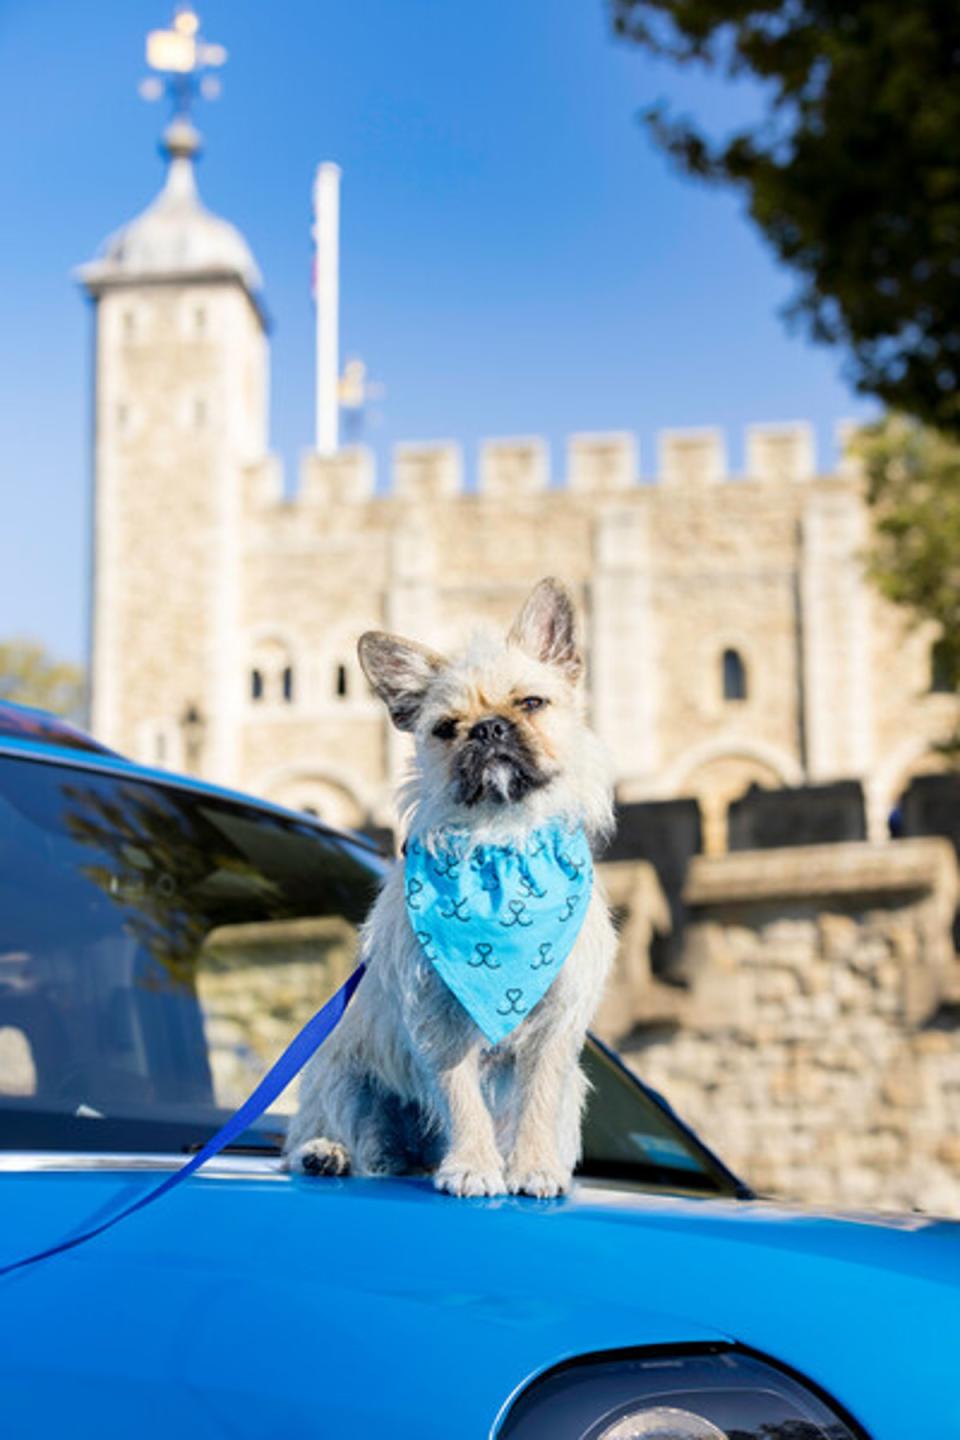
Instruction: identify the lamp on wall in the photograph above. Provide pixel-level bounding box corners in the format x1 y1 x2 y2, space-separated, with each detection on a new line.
179 702 206 773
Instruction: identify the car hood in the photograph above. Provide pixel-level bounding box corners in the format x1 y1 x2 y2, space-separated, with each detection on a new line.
1 1167 959 1439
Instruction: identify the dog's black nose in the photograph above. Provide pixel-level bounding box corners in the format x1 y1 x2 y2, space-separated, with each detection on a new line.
469 715 511 745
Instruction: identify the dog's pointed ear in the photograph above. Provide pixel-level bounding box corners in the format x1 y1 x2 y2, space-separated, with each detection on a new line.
357 631 447 732
508 577 583 683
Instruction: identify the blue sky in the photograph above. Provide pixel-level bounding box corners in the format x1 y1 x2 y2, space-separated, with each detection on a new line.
0 0 873 665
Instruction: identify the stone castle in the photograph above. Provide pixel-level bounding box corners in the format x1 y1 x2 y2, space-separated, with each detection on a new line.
79 120 957 853
77 43 960 1213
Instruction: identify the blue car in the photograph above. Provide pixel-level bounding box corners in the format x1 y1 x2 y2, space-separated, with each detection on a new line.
0 699 957 1439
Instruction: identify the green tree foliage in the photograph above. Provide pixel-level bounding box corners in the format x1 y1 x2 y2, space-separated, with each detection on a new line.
610 1 960 435
857 415 960 725
0 640 85 720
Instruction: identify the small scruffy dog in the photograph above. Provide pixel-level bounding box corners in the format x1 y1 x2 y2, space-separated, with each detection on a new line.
284 578 616 1197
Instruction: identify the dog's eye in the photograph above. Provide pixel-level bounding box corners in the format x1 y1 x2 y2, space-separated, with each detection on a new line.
431 717 458 741
516 696 546 713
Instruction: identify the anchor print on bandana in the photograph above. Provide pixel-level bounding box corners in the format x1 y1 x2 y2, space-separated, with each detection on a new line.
403 821 593 1044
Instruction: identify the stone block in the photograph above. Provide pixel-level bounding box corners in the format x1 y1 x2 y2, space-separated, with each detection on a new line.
566 432 636 492
242 456 284 508
936 1136 960 1168
477 437 549 497
835 419 865 477
745 422 815 482
658 428 726 486
300 446 375 505
684 838 958 907
818 913 859 963
393 442 463 502
881 1064 919 1109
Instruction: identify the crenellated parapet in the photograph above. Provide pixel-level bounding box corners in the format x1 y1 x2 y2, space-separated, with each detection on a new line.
393 442 463 502
567 432 637 493
745 422 815 482
479 437 549 496
241 422 859 514
300 446 376 505
834 419 866 479
658 428 727 486
242 456 284 508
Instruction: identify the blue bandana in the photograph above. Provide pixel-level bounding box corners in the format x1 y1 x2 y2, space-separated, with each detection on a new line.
403 821 593 1045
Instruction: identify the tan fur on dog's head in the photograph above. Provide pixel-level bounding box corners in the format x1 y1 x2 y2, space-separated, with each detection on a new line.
358 578 613 844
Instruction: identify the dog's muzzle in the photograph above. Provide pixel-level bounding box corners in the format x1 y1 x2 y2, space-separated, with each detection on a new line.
453 715 550 807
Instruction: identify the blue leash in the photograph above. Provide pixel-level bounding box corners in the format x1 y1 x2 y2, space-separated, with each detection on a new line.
0 961 366 1279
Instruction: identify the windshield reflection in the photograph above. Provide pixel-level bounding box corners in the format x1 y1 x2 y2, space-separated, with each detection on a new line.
0 756 376 1128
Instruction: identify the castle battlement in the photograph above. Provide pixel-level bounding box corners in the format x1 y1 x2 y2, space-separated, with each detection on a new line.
244 420 852 511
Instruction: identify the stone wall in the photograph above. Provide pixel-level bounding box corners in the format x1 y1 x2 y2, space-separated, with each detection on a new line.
602 839 960 1215
89 222 960 849
227 448 959 841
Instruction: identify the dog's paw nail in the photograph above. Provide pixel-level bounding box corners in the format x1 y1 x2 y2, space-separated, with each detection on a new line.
294 1139 351 1177
506 1166 570 1199
435 1163 506 1198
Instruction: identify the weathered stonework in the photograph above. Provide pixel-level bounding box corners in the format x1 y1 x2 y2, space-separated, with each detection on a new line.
79 151 960 840
85 331 960 840
601 840 960 1214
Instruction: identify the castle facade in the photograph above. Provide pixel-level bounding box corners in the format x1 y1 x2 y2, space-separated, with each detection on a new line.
79 124 958 850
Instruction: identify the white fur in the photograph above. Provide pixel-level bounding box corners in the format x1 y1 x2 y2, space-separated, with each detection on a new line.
284 582 617 1198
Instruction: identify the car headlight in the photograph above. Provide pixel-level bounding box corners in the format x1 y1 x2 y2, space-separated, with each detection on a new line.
599 1412 726 1439
497 1348 864 1439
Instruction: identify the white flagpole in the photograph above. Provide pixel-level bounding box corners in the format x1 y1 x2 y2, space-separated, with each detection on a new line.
313 162 341 454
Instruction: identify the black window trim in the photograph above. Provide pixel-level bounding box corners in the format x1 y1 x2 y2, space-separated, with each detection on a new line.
584 1034 753 1199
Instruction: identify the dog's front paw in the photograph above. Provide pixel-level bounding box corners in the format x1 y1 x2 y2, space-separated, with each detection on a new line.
291 1138 351 1177
505 1159 571 1199
435 1157 506 1198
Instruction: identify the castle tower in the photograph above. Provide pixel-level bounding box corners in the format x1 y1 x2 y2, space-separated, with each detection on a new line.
79 14 268 781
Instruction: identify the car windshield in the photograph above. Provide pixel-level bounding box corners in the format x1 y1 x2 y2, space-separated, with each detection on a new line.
0 752 739 1197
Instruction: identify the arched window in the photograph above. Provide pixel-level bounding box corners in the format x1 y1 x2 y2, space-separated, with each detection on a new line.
335 662 349 699
282 665 295 703
250 668 264 702
722 648 747 702
931 638 955 694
